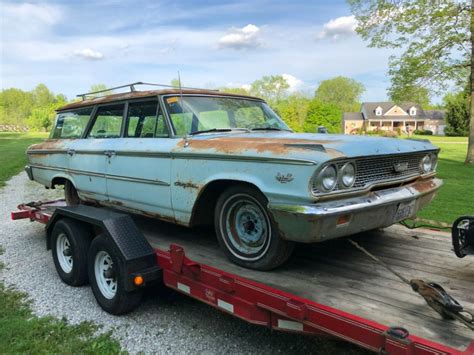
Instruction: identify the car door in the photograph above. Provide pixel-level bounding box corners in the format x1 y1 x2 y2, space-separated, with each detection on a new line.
105 99 174 218
68 103 125 202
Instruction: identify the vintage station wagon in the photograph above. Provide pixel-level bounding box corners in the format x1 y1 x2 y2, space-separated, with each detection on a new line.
26 83 443 270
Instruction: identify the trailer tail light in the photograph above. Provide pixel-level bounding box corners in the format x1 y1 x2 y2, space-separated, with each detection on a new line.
134 275 144 286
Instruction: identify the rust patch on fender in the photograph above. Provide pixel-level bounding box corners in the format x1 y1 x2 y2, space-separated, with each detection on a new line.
174 181 200 189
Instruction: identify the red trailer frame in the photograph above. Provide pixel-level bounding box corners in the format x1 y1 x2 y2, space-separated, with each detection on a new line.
11 201 474 355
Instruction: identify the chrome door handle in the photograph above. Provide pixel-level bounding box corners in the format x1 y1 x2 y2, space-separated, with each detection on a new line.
104 151 116 158
67 149 76 156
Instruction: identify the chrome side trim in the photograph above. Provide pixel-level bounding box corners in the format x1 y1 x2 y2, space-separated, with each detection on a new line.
28 150 316 165
28 149 68 155
29 164 170 186
171 153 316 166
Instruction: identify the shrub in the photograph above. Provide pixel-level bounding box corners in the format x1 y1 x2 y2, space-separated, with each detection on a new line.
413 129 433 135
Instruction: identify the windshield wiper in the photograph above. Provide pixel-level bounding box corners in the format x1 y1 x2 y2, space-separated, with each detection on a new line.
251 127 291 132
188 128 250 136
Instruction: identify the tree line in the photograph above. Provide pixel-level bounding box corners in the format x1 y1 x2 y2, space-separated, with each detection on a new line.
0 75 469 136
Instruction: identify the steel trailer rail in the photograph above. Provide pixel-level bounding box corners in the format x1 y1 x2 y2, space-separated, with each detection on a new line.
11 200 474 355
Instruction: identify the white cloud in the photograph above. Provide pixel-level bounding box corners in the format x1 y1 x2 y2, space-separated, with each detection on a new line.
316 15 357 41
282 74 303 92
1 3 62 38
218 24 261 50
73 48 104 60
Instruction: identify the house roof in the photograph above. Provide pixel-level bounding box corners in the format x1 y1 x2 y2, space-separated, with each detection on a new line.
57 89 263 111
361 101 425 120
343 112 363 121
424 110 445 120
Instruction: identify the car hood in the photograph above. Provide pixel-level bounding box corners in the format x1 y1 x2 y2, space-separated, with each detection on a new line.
176 132 438 164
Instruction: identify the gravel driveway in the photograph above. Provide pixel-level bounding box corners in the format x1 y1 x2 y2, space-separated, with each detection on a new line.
0 172 363 354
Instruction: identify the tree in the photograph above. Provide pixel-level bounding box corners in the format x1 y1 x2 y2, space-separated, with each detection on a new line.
314 76 365 113
348 0 473 163
444 91 470 136
303 99 342 133
389 85 430 107
0 88 33 126
170 78 181 88
220 87 250 96
250 75 289 104
88 84 110 97
273 94 310 132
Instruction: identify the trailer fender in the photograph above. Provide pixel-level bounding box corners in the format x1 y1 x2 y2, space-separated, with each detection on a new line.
46 205 161 291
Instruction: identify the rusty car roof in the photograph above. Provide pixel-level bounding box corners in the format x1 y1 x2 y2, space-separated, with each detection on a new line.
57 89 263 112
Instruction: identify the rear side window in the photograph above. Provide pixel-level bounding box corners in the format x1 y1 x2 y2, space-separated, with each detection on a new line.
126 101 169 138
87 104 124 138
50 108 93 139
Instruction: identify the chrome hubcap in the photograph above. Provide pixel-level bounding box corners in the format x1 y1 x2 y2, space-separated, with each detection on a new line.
94 251 117 299
56 233 73 273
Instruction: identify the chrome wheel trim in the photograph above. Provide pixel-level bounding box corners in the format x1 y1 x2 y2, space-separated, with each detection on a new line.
56 233 73 273
220 193 271 261
94 251 117 299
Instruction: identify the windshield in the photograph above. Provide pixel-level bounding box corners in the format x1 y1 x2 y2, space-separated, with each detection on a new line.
163 95 291 136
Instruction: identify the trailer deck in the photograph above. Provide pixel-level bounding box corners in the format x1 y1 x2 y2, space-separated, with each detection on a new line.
11 200 474 354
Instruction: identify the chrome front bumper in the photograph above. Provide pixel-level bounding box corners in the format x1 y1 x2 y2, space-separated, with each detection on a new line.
268 178 443 243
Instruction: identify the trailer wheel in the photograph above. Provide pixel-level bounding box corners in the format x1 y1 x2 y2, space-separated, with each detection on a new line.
215 185 295 270
51 218 91 286
88 234 143 315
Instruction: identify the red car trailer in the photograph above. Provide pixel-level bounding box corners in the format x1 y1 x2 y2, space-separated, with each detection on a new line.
11 200 474 354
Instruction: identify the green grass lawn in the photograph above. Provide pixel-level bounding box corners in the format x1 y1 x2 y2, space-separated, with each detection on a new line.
410 135 474 224
0 132 48 187
0 246 122 354
0 133 123 353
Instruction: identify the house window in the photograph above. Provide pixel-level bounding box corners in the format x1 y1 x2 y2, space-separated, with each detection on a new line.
375 106 382 116
409 106 417 116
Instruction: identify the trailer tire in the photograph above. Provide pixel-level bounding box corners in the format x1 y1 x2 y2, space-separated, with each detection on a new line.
215 185 295 270
88 234 143 315
51 218 91 286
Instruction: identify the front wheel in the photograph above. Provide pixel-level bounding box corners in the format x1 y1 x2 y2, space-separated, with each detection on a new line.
214 185 294 270
88 234 143 315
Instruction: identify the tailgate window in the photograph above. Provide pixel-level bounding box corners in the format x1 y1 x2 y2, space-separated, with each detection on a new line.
50 108 93 139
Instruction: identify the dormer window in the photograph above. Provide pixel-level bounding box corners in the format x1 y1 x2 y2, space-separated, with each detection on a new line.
375 106 383 116
409 106 417 116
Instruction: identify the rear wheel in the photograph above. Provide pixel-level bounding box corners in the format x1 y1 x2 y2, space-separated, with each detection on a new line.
88 234 143 315
65 180 81 206
51 218 91 286
215 185 294 270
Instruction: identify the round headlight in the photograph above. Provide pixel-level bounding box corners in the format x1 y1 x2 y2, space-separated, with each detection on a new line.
318 164 338 191
340 162 356 188
421 154 432 173
430 153 438 171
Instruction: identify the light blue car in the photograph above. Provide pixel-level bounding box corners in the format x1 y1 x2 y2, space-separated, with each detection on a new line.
26 87 442 270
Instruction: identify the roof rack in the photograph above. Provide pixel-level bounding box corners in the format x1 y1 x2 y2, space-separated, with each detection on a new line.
76 81 219 101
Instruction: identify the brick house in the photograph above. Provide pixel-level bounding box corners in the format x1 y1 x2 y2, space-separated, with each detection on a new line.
343 102 446 135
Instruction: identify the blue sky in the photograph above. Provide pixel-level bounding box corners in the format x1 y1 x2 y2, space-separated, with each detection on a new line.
1 0 401 102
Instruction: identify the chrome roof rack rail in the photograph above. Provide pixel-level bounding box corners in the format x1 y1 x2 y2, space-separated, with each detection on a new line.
76 81 219 100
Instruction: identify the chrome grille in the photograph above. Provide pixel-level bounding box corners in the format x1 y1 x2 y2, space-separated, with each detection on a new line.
312 152 430 195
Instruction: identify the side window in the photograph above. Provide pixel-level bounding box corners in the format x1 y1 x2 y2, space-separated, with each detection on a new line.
50 108 93 139
126 101 169 138
88 104 124 138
